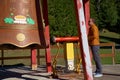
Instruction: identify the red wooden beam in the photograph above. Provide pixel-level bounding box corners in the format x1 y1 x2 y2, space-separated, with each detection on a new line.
83 0 90 34
73 0 93 80
53 36 79 42
43 0 52 72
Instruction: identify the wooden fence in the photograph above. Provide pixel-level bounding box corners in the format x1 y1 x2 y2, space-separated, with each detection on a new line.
0 42 115 66
100 42 115 64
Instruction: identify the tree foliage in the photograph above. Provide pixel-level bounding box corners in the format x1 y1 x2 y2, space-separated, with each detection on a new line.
48 0 120 37
90 0 119 32
48 0 77 37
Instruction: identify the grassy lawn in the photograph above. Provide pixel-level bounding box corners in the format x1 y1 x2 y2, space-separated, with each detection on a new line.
99 31 120 64
100 31 120 44
0 31 119 66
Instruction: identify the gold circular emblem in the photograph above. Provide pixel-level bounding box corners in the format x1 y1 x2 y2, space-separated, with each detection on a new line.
16 33 25 42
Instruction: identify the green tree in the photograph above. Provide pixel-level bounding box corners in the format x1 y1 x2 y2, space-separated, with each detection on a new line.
115 0 120 33
90 0 118 31
48 0 77 37
99 0 118 28
48 0 119 36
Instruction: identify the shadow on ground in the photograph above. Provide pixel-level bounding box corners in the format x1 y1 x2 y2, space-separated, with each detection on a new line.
0 64 120 80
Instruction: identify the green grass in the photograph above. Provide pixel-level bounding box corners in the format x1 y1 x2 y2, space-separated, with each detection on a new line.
100 31 120 44
99 31 120 64
100 32 120 39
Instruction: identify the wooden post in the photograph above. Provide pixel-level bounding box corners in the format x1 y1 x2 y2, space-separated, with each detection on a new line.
43 0 52 72
83 0 90 34
37 49 40 65
73 0 93 80
1 49 4 66
31 48 37 70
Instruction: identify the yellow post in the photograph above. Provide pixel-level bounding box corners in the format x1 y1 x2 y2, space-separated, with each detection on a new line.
64 43 74 70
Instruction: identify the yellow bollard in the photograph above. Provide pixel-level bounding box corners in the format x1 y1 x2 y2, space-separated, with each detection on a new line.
64 43 74 71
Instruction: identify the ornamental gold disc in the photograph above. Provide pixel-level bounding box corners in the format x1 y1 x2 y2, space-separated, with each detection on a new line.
16 33 25 42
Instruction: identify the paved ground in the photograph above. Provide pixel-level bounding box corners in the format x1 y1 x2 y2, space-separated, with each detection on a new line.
0 64 120 80
94 65 120 80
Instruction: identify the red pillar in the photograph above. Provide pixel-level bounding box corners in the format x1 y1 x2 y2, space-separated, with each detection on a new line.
44 25 52 72
83 0 90 34
42 0 52 72
83 0 93 63
73 0 93 80
31 48 37 70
